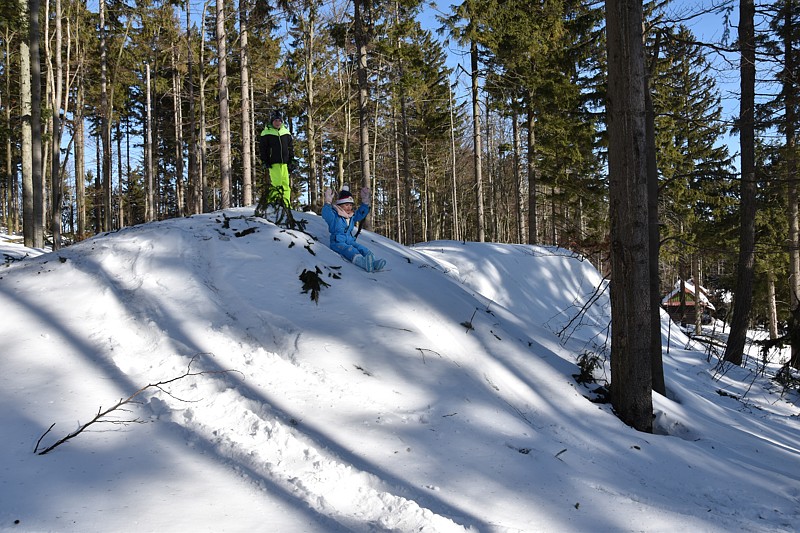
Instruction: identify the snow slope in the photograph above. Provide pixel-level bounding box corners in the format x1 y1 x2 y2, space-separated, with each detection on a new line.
1 209 798 532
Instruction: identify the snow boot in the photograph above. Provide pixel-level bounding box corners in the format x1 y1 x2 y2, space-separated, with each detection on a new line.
353 254 373 272
373 258 387 271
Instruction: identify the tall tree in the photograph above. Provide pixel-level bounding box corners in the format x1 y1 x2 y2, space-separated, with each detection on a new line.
216 0 232 208
28 0 44 248
185 1 200 214
73 0 88 238
3 18 20 234
767 0 800 368
644 28 663 395
649 21 732 387
145 61 154 220
19 0 34 246
171 42 185 216
605 0 653 432
724 0 757 366
444 0 490 242
354 0 372 224
240 0 253 207
48 0 64 249
99 0 113 231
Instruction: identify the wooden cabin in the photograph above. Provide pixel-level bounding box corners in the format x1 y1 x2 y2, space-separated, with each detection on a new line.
661 279 715 325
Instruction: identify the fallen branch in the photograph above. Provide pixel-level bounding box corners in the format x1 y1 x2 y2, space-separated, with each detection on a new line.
34 354 239 455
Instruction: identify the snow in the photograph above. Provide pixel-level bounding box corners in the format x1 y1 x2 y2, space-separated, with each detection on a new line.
1 208 798 533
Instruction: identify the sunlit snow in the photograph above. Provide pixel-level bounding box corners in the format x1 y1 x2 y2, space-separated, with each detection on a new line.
1 208 798 532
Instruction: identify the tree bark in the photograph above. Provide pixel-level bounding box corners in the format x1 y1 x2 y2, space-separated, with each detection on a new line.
783 0 800 368
513 109 524 243
605 0 653 432
239 0 252 207
186 1 200 214
724 0 757 366
172 44 185 216
449 82 460 241
526 105 537 244
199 8 208 212
49 0 63 249
145 62 154 221
29 0 44 248
645 30 665 395
75 58 85 238
19 0 33 245
767 272 779 340
216 0 232 209
354 0 372 226
99 0 112 231
471 40 485 242
4 29 17 234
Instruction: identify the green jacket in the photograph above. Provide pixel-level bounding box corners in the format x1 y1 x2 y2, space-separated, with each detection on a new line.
258 124 294 169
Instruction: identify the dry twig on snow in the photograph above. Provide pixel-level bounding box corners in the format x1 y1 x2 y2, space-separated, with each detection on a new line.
34 354 239 455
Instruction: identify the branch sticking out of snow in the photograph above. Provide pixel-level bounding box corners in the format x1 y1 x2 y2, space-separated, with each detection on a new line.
34 354 240 455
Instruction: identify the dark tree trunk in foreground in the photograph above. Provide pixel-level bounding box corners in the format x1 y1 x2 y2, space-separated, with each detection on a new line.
605 0 653 432
724 0 757 366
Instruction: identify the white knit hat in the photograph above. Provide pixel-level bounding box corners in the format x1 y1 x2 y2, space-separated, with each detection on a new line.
336 185 354 205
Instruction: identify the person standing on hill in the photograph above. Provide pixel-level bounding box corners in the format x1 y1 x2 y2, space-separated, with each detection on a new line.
258 110 295 207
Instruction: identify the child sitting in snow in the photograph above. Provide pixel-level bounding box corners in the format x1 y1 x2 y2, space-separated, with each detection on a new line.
322 185 386 272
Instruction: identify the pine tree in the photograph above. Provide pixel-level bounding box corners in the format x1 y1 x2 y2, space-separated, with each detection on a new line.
650 23 734 299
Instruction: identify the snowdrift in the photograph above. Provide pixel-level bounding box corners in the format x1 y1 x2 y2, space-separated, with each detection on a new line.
1 208 798 532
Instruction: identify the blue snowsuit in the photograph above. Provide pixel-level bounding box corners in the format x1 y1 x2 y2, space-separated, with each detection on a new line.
321 203 372 262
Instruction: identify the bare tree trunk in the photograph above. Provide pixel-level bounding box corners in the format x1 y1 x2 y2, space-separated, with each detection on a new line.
693 255 703 336
513 109 524 244
354 0 372 225
484 94 495 241
145 62 154 221
783 0 800 368
302 1 320 211
399 79 413 244
29 0 45 248
767 272 779 340
216 0 232 209
99 0 113 231
335 43 349 190
116 121 123 228
239 0 252 206
172 45 185 216
199 18 208 212
75 60 85 237
644 31 665 395
605 0 653 432
94 130 100 232
5 28 19 234
724 0 757 366
449 82 460 241
186 1 200 214
393 105 402 242
471 40 485 242
20 0 33 245
49 0 63 249
526 107 537 245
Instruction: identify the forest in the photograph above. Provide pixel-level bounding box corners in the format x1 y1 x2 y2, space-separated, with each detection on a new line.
2 0 800 430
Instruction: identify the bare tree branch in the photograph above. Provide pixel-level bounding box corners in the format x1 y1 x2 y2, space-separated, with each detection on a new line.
34 354 240 455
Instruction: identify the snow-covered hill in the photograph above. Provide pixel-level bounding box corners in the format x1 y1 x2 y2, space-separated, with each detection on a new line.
1 208 798 532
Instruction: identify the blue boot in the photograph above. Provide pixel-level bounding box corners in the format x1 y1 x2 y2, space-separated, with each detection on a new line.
353 254 373 272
